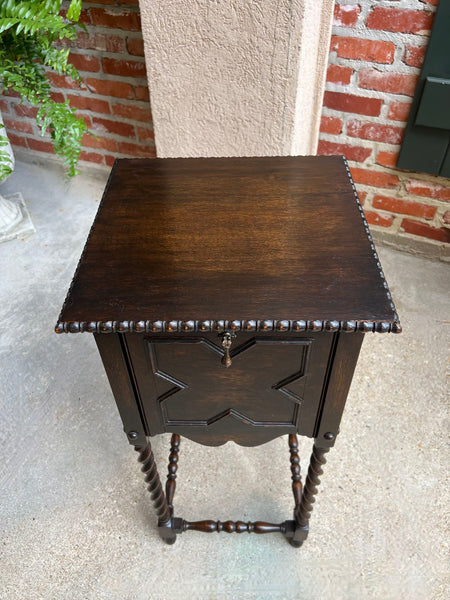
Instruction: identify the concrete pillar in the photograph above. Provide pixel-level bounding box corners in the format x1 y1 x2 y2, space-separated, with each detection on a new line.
138 0 334 158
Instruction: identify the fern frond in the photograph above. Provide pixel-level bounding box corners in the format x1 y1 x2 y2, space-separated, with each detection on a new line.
36 100 88 177
0 0 87 177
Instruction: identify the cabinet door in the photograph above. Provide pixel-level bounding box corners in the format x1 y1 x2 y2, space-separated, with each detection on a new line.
124 332 333 446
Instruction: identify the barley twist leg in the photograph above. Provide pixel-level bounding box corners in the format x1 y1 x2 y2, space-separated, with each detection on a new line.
166 434 180 516
288 434 302 510
291 443 329 547
135 440 176 544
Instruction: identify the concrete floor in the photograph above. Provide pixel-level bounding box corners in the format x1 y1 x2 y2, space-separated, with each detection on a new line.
0 159 448 600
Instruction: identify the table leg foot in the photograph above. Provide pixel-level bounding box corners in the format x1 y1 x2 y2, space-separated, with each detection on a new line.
158 518 177 545
282 519 309 547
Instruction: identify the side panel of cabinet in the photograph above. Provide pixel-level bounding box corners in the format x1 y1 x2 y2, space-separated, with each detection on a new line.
94 333 148 446
314 332 364 447
124 332 334 447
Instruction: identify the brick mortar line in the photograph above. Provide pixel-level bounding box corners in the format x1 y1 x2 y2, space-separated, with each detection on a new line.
84 129 155 143
84 114 153 126
329 49 423 70
338 113 409 127
335 1 435 13
329 114 407 130
337 132 403 146
329 30 431 47
70 54 146 64
81 3 141 7
69 48 146 60
70 51 146 61
79 26 142 37
7 120 154 144
324 85 416 100
13 128 156 146
345 158 440 182
63 93 150 106
65 95 151 107
83 74 148 83
4 103 153 131
322 118 406 134
331 26 433 43
4 96 152 111
329 58 422 76
80 21 142 29
79 25 141 37
336 0 430 4
319 131 379 144
319 135 400 153
62 38 144 51
83 6 141 13
12 139 154 160
321 128 386 143
344 158 450 188
10 118 154 138
323 85 417 101
320 107 408 119
322 118 407 135
87 115 153 126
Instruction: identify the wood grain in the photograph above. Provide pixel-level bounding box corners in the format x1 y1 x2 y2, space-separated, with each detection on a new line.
123 330 332 446
57 156 399 332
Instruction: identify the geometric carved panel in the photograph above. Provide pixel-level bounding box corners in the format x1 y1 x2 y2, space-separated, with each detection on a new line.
147 337 310 430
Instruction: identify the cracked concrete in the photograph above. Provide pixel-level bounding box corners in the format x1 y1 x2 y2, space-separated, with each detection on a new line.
0 159 448 599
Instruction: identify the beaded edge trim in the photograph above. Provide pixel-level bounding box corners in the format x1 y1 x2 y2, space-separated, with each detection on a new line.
342 156 401 333
55 318 401 334
55 156 402 335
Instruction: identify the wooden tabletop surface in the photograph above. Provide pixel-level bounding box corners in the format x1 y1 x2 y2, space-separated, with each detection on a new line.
57 156 400 333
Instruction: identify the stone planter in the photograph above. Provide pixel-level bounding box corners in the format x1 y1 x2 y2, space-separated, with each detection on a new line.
0 110 35 243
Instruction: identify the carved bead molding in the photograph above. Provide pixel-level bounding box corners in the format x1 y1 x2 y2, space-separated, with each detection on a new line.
55 318 402 334
342 156 401 333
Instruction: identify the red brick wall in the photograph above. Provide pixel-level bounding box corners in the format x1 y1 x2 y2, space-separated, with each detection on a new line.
319 0 450 253
2 0 449 254
1 0 155 168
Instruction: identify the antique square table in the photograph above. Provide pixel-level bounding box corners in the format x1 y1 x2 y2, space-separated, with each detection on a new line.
56 156 400 547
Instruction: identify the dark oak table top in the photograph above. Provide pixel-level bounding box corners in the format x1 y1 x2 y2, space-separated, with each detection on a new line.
56 156 400 334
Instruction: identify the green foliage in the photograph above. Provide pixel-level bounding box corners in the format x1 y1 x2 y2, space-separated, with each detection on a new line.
0 0 88 179
0 125 13 181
